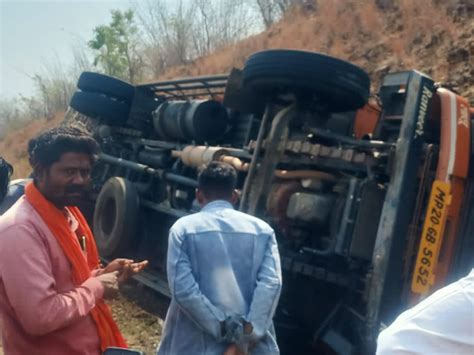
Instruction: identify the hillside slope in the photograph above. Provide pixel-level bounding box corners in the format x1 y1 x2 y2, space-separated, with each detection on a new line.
2 0 473 178
0 114 63 178
163 0 473 99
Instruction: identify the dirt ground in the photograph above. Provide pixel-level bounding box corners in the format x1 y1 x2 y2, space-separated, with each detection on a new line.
0 281 169 355
110 282 169 354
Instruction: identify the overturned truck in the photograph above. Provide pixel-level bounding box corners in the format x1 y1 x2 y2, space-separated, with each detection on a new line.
65 50 473 354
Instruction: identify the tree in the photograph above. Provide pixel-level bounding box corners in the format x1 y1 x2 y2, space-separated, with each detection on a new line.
0 98 21 125
255 0 279 28
71 42 93 75
31 55 76 119
88 9 143 83
135 0 258 75
253 0 313 28
136 0 195 67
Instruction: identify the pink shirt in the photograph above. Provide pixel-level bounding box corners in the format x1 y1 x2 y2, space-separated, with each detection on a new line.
0 196 104 355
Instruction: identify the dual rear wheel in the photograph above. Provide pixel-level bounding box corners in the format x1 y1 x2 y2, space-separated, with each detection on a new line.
70 72 134 125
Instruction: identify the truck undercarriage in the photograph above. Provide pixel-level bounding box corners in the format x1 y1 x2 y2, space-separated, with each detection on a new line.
3 50 473 354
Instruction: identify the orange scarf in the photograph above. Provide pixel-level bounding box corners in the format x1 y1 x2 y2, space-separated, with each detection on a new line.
25 182 127 352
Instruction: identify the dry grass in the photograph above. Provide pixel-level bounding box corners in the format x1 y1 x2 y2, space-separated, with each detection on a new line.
156 0 467 85
0 113 63 179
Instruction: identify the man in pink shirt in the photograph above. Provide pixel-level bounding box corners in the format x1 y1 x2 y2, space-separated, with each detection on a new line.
0 126 147 355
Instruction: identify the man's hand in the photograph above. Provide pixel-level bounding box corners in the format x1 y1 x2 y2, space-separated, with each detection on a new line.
96 271 119 299
100 258 134 275
118 260 149 283
223 344 246 355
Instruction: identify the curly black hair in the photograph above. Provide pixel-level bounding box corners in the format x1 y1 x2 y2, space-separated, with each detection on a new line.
28 126 100 167
0 157 13 203
198 161 237 199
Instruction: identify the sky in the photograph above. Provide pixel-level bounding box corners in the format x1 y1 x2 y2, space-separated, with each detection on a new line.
0 0 131 99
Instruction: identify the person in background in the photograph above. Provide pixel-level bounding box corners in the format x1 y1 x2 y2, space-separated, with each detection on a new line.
377 268 474 354
0 126 147 355
0 157 28 215
0 156 13 205
157 161 282 355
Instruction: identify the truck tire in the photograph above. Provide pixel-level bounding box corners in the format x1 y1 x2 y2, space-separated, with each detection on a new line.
93 177 139 257
77 72 135 103
242 50 370 112
69 91 130 125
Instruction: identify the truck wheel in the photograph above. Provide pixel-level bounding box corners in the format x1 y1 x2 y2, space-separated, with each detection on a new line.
93 177 139 257
77 72 135 104
242 50 370 112
69 91 130 125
